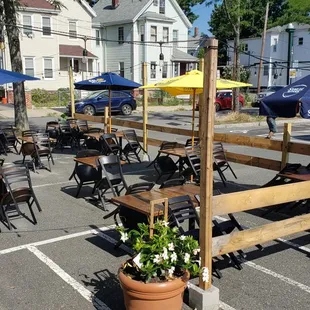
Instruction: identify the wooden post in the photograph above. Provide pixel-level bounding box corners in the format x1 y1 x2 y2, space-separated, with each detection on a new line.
199 38 218 290
104 106 109 132
149 198 168 238
69 65 75 117
108 87 112 133
199 58 204 132
143 62 148 151
281 123 292 169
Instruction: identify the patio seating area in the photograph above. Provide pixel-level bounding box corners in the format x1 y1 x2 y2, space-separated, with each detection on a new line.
1 115 310 309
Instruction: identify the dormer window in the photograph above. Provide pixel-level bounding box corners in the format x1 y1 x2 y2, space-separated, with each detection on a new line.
159 0 165 14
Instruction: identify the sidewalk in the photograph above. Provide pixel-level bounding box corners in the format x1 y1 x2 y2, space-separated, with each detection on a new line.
0 104 62 118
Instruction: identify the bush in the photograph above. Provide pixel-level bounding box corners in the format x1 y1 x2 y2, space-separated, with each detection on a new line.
31 88 73 107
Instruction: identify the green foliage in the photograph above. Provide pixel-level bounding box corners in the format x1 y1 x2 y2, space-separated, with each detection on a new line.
222 65 251 83
31 88 71 107
176 0 206 23
117 220 201 283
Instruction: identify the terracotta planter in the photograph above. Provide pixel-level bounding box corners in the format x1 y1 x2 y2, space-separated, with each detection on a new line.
119 269 189 310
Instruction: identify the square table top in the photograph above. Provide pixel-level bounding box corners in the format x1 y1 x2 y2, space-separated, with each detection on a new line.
111 184 200 216
74 155 126 169
158 148 187 158
84 131 123 141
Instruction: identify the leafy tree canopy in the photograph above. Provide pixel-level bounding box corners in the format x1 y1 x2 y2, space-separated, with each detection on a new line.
176 0 206 23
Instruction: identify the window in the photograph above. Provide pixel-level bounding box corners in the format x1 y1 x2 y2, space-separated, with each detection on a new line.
263 64 269 76
151 26 157 42
42 17 51 36
173 30 178 46
163 27 169 42
273 38 277 52
24 57 34 76
23 15 32 35
240 43 248 52
118 27 124 44
140 25 144 42
174 63 179 76
96 30 100 46
69 21 77 39
150 62 156 79
44 58 53 79
70 59 79 73
162 62 168 78
119 62 124 77
153 0 158 6
159 0 165 14
298 37 304 45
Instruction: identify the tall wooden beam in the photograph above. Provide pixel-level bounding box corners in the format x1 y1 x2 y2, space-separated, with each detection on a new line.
142 62 148 151
69 65 75 118
199 38 218 290
281 123 292 169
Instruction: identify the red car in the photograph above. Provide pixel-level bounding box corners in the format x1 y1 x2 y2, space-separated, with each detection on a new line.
215 90 244 112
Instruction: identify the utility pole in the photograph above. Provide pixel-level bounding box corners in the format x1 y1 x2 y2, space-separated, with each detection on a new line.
286 23 295 85
257 1 269 93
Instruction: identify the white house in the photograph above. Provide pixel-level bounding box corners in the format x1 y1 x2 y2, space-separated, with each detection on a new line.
2 0 98 90
227 23 310 88
91 0 198 85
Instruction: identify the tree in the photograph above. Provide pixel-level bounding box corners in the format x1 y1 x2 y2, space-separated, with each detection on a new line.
176 0 206 23
222 65 251 82
1 0 63 132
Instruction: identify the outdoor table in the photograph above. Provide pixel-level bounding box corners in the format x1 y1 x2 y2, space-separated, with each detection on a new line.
158 147 187 172
74 155 126 169
18 136 57 144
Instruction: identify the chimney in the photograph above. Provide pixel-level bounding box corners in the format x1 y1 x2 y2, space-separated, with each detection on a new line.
194 27 199 37
112 0 119 8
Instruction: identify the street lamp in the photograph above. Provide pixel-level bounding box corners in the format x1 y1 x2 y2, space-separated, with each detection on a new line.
285 23 295 85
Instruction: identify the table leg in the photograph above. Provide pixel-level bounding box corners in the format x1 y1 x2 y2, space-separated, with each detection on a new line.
119 136 123 157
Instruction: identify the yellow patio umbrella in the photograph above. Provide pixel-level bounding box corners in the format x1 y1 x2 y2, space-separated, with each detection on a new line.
140 70 252 144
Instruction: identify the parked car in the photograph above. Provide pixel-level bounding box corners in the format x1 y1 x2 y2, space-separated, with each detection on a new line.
253 85 286 107
67 90 136 116
215 90 245 112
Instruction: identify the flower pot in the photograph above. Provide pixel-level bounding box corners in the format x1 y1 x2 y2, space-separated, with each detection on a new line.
119 269 189 310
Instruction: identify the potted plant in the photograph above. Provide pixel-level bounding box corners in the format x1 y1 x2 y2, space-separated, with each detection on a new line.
117 220 203 310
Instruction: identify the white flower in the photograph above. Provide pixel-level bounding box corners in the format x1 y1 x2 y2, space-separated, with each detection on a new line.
162 220 169 227
162 247 169 260
193 248 200 255
133 253 143 269
180 235 186 241
184 253 190 263
198 257 201 267
202 267 209 283
168 242 175 251
167 266 175 277
153 254 162 264
172 227 179 233
170 252 177 262
120 232 128 243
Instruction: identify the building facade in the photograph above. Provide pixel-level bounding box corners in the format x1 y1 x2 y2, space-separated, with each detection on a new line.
227 23 310 88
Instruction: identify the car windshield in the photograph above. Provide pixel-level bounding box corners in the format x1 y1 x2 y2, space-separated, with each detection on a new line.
85 91 106 99
266 86 283 92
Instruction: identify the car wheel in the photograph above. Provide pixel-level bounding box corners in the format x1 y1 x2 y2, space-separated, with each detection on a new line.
121 104 132 115
215 103 221 112
83 105 95 116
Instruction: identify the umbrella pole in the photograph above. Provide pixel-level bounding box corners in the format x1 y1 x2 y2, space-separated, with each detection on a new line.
108 87 112 133
191 89 196 146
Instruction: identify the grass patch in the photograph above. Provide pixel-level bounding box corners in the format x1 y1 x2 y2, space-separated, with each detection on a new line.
215 112 264 124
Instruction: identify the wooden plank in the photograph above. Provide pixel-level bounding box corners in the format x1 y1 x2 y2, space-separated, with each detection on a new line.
225 151 281 171
73 113 105 123
112 118 144 130
199 38 218 290
215 132 282 151
212 212 310 257
281 123 292 169
212 180 310 216
288 141 310 156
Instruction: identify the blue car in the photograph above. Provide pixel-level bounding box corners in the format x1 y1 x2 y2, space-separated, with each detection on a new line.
67 90 136 116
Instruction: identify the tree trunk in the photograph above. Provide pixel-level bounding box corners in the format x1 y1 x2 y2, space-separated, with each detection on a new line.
232 2 240 112
3 0 29 131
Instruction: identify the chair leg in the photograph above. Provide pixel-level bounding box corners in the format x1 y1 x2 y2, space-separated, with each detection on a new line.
228 164 237 179
217 169 226 186
50 154 55 165
75 182 83 197
28 201 37 225
2 206 12 230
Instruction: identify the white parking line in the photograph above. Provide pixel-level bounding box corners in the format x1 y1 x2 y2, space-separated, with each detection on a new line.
27 246 111 310
219 301 237 310
0 225 116 255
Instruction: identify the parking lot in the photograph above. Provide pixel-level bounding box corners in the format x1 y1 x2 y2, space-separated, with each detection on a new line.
1 118 310 310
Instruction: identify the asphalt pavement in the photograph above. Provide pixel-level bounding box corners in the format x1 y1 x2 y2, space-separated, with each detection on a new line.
0 111 310 309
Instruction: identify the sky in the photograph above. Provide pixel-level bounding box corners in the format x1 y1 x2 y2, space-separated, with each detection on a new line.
191 3 214 36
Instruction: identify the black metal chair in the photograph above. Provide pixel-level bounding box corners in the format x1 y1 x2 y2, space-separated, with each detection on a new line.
183 145 201 183
31 133 54 172
185 137 200 147
57 123 75 150
45 121 59 140
100 133 122 156
0 164 41 230
0 129 9 155
1 126 19 153
76 120 89 132
159 176 186 189
69 149 102 197
95 155 128 210
122 129 147 163
147 141 178 168
85 137 102 153
213 142 237 186
19 130 37 154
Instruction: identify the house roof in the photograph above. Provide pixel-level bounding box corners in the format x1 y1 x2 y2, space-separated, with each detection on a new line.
138 11 175 23
267 23 310 33
172 49 198 62
92 0 151 25
18 0 55 10
59 45 97 58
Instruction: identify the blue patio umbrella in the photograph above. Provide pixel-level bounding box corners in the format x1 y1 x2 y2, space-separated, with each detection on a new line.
74 72 141 131
260 75 310 119
0 68 39 84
